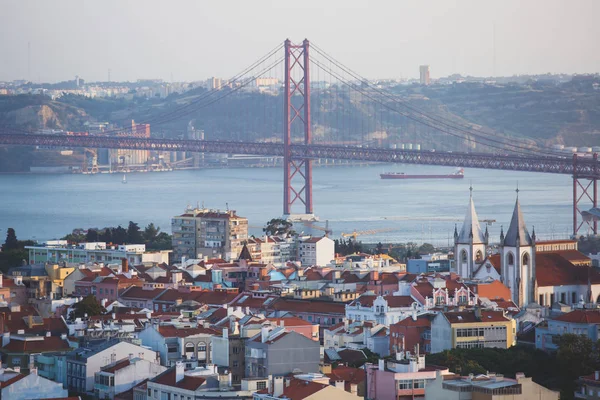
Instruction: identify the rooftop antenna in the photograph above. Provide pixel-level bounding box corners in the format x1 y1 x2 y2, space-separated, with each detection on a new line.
226 202 229 211
516 181 520 199
469 181 473 198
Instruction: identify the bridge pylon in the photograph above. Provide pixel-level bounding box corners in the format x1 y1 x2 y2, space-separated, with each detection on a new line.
573 153 598 237
283 38 314 221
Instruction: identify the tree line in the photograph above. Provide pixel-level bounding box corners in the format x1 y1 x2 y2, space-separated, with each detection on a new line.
63 221 171 250
427 334 600 400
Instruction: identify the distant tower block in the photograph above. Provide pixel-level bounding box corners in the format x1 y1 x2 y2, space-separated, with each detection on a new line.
419 65 430 85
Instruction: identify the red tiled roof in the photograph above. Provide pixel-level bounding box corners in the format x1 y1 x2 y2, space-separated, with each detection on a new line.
468 280 511 301
151 367 205 391
278 378 328 400
266 317 315 327
553 309 600 324
443 310 509 324
269 298 345 315
102 358 131 373
1 337 71 353
194 291 238 306
157 325 218 338
552 250 591 264
536 253 600 287
1 316 68 335
486 254 501 274
326 365 365 387
120 286 165 300
393 314 432 328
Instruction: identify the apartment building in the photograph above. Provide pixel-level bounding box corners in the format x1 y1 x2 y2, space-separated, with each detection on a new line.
171 207 248 261
430 309 516 353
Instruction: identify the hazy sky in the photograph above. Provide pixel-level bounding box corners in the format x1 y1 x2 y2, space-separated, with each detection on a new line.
1 0 599 83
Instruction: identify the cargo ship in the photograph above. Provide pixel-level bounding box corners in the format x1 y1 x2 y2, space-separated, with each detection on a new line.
380 168 464 180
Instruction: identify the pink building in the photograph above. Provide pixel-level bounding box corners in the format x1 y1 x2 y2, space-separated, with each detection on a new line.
266 317 319 341
367 353 449 400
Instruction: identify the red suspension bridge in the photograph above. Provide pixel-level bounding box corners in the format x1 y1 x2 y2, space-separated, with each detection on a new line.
0 38 599 236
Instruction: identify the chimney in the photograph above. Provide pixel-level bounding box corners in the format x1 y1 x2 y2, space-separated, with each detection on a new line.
175 361 185 383
285 377 292 387
350 383 358 395
121 258 129 273
273 376 284 397
370 271 379 281
279 320 285 328
223 328 229 340
46 331 51 337
203 321 210 329
334 380 344 389
320 363 332 374
30 367 38 375
595 371 600 381
261 326 270 343
378 359 385 371
0 273 3 288
344 318 349 331
474 307 482 320
61 333 67 340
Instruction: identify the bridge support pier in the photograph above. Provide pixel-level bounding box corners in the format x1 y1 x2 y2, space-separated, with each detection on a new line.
573 153 598 237
283 38 313 219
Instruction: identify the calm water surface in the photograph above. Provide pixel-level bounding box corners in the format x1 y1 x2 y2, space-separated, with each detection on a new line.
0 164 574 245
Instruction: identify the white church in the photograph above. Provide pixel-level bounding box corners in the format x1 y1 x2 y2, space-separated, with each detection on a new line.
454 189 600 308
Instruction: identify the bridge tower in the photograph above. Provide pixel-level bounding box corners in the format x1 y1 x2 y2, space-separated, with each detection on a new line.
283 38 315 221
573 153 598 236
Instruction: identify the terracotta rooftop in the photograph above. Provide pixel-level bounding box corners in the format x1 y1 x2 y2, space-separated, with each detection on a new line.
119 286 165 300
326 365 365 388
266 317 315 327
264 378 328 399
1 336 71 353
101 358 131 373
151 367 205 391
553 309 600 324
535 253 600 287
157 325 218 338
443 310 510 324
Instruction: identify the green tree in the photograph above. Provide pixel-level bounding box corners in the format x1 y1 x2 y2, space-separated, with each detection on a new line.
556 334 599 399
375 242 384 254
126 221 143 244
418 243 435 254
263 218 295 237
143 223 160 243
2 228 18 251
86 229 99 242
69 295 106 320
112 226 127 244
99 228 113 243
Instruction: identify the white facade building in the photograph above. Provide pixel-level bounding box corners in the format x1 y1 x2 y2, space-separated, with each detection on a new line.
94 357 166 400
299 236 335 267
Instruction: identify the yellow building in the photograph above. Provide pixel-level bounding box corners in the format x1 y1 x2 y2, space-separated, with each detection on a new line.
431 309 516 353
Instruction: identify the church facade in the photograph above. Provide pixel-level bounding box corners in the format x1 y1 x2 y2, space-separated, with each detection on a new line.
455 192 600 308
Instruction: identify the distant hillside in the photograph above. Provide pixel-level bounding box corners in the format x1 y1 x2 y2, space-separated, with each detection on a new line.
415 78 600 147
1 78 599 172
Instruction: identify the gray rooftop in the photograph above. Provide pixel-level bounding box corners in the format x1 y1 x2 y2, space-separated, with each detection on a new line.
503 198 532 247
457 195 486 244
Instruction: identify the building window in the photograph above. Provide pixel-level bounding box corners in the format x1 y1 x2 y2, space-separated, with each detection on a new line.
257 381 267 390
522 252 530 266
507 253 514 266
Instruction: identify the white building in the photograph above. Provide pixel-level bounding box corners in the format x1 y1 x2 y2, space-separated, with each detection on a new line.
0 368 69 400
26 242 148 265
67 340 159 394
299 236 335 267
345 294 423 326
94 356 166 400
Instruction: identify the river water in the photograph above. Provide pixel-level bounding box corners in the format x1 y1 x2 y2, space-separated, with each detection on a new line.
0 164 574 245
